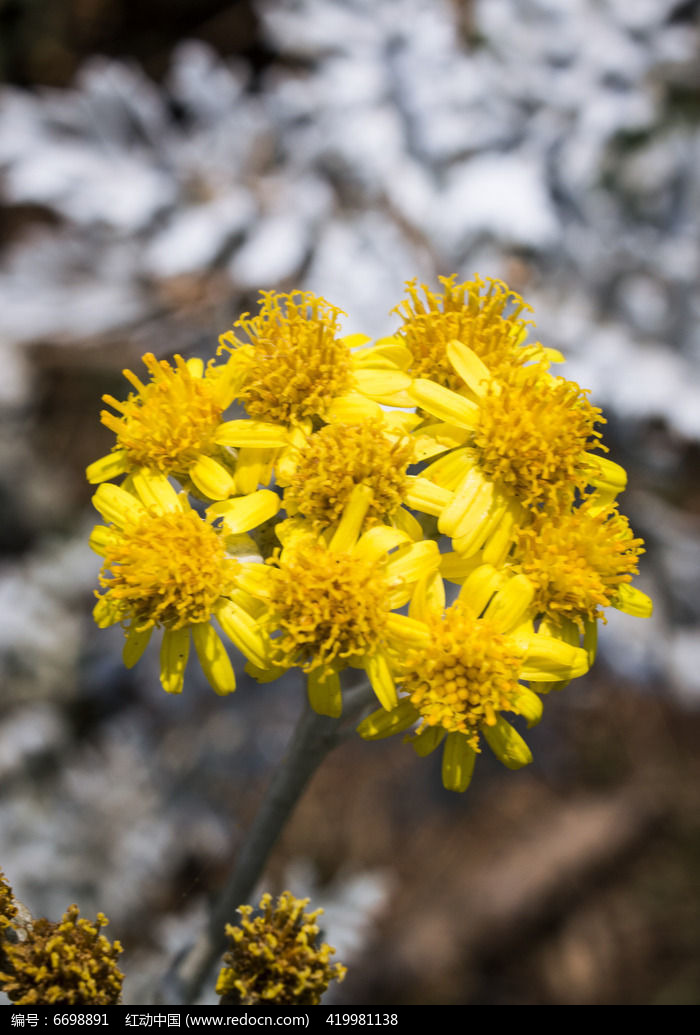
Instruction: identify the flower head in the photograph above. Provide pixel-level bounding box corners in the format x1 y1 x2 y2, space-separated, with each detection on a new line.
223 291 354 425
90 471 272 695
359 570 588 791
392 275 551 387
407 345 619 559
471 365 605 510
0 906 123 1006
279 418 414 534
0 870 16 935
243 485 440 716
216 891 346 1006
87 353 240 500
512 498 652 631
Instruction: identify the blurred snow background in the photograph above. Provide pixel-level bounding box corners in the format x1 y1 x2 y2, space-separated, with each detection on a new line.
1 0 700 1006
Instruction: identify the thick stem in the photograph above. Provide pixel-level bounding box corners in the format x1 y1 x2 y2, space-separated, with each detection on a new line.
172 682 374 1004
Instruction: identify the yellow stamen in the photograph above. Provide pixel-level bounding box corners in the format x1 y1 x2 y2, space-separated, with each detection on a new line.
283 420 414 533
472 367 605 509
97 509 239 630
513 499 646 629
392 274 538 387
267 541 390 675
101 353 227 476
220 291 353 424
402 599 525 752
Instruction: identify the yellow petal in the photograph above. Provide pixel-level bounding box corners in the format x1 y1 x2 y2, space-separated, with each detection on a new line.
325 392 384 423
245 660 288 683
123 625 152 669
328 483 373 553
482 716 532 770
446 340 491 398
438 468 493 538
383 410 423 433
403 476 453 517
353 368 412 400
93 595 118 629
511 687 543 728
86 450 128 484
457 564 502 617
409 379 479 428
214 420 289 448
354 525 409 566
483 574 535 632
440 551 481 584
352 341 412 369
357 699 419 740
190 455 235 500
341 333 372 349
385 540 440 588
587 455 627 496
235 447 275 494
363 651 398 711
516 634 589 681
411 423 471 462
89 523 118 557
185 357 204 378
392 505 424 542
132 469 180 512
442 733 477 792
216 599 270 669
482 506 517 567
192 622 236 696
385 613 432 652
410 724 445 757
207 489 280 534
308 667 342 717
613 583 653 618
92 482 145 528
452 498 507 557
409 572 445 623
160 627 190 695
421 447 472 491
584 618 598 666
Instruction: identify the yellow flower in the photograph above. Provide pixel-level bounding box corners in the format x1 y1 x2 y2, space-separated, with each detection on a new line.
0 906 123 1006
391 274 560 388
240 484 441 716
358 569 588 792
90 470 273 695
216 891 346 1006
406 343 626 558
512 497 651 628
276 416 417 536
86 352 260 500
217 290 412 492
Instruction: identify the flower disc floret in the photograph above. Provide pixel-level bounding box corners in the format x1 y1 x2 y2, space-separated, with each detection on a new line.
283 420 414 532
269 541 389 673
98 509 239 631
472 367 604 509
216 892 346 1006
404 600 524 750
224 291 353 424
513 501 645 629
393 275 536 387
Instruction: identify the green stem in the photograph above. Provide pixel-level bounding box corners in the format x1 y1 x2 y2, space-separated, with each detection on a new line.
173 681 375 1005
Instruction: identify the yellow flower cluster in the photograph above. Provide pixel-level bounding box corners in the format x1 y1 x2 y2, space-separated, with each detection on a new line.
216 891 346 1005
0 875 123 1006
87 279 652 789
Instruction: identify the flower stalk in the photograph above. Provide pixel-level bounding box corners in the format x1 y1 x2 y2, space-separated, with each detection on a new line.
173 681 375 1004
